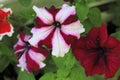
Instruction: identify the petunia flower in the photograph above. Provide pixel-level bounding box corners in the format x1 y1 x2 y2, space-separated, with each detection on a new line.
72 24 120 79
29 4 85 57
14 31 48 72
0 8 14 40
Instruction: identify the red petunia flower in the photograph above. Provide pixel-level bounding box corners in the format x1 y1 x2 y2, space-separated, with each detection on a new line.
0 8 14 40
14 31 48 72
72 24 120 79
29 4 85 57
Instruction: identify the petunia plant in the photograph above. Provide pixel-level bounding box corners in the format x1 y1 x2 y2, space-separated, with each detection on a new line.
0 0 120 80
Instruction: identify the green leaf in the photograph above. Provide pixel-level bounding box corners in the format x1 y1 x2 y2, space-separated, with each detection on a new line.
57 69 70 78
82 19 94 35
88 8 102 26
93 75 104 80
76 2 89 22
52 50 76 69
111 31 120 40
39 72 56 80
69 64 96 80
0 55 10 72
18 71 35 80
109 1 120 26
20 8 35 22
18 0 32 7
0 44 17 62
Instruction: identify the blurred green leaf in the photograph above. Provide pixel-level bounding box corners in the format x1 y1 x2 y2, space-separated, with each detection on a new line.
76 2 89 22
82 19 93 35
111 31 120 40
109 2 120 26
39 72 56 80
0 55 10 72
18 71 35 80
18 0 32 7
88 8 102 26
93 75 104 80
86 0 96 3
20 8 35 22
0 44 17 62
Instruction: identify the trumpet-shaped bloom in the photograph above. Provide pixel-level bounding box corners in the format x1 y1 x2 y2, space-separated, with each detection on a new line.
29 4 85 57
14 31 48 72
0 8 14 40
72 24 120 79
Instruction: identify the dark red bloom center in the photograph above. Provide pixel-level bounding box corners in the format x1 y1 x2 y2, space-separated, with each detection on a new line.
53 21 61 28
97 46 106 56
95 40 106 56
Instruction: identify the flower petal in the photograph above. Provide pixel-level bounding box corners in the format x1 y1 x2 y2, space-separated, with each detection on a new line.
61 20 85 39
25 52 40 72
52 29 70 57
29 26 54 46
14 44 25 54
33 6 53 25
27 50 46 72
105 55 120 78
99 24 108 47
0 23 14 40
55 4 75 23
17 53 27 71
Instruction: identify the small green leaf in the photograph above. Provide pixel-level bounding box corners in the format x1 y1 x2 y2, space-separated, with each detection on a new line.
88 8 102 26
76 2 89 22
18 0 32 7
18 71 35 80
111 31 120 40
39 72 56 80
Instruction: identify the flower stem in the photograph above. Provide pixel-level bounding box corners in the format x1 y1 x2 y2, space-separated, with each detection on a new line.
88 0 115 8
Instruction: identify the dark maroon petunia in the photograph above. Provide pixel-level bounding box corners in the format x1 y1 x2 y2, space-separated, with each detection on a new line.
72 24 120 79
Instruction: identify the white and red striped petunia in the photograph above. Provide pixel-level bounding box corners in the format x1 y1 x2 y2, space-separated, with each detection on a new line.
0 8 14 40
29 4 85 57
14 31 48 72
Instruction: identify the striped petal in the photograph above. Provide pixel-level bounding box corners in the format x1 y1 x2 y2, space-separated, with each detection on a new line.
55 4 75 23
52 29 70 57
29 26 54 47
33 6 53 25
61 20 85 39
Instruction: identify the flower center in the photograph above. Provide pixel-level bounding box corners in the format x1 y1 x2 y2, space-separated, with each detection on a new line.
53 22 61 28
25 42 31 50
98 46 106 55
